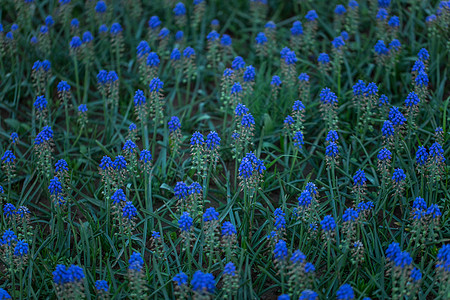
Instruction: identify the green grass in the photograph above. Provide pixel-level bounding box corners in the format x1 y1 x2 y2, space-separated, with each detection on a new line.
0 0 449 299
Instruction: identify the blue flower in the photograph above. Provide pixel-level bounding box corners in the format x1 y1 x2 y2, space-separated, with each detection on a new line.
410 268 422 281
173 272 188 286
0 288 11 299
353 169 367 186
170 48 181 61
110 23 123 35
415 70 428 87
179 212 193 232
318 53 330 64
134 89 146 107
222 222 237 236
147 52 160 67
207 30 220 41
381 120 395 137
95 1 106 13
243 65 255 82
325 142 339 158
278 295 290 300
284 115 294 126
337 284 355 300
388 107 406 126
319 87 338 104
426 14 437 23
173 2 186 16
335 4 347 15
241 113 255 128
49 177 63 196
57 81 71 92
273 240 288 260
326 130 338 143
305 10 318 21
379 94 389 106
123 140 137 153
1 229 17 246
436 244 450 271
378 0 390 8
71 18 79 28
97 70 108 84
95 280 109 292
405 92 421 107
175 30 184 41
1 150 15 164
271 75 281 86
364 82 378 96
183 46 195 58
265 21 276 29
113 156 127 170
412 197 427 211
256 32 268 44
69 265 85 282
331 36 345 49
293 100 305 111
45 15 54 26
112 189 126 204
374 40 388 55
298 73 309 82
221 34 232 46
136 41 151 58
390 39 402 51
377 8 388 20
429 142 445 162
122 201 137 219
412 60 425 73
224 262 237 276
378 148 392 161
206 131 221 150
149 78 164 92
203 207 219 222
231 82 243 95
148 16 161 29
99 24 108 33
140 150 152 164
343 208 358 222
298 190 313 207
53 264 70 285
357 201 374 213
394 251 412 268
304 262 315 273
231 56 245 70
107 71 118 83
34 95 47 111
40 25 48 34
168 116 181 132
99 156 113 170
320 215 336 231
14 240 29 256
426 204 441 219
3 203 16 218
189 182 202 195
388 16 400 27
128 252 144 271
55 159 69 173
341 31 349 40
211 19 219 26
191 131 204 145
417 48 429 61
291 21 303 36
290 250 306 264
284 50 297 65
293 131 304 149
30 36 38 44
392 168 406 182
191 271 215 294
299 290 318 300
70 36 82 48
174 182 189 200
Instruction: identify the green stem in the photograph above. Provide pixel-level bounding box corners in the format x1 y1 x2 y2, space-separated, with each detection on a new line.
73 56 81 102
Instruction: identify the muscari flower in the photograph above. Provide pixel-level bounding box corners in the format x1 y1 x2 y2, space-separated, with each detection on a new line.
179 212 193 232
191 271 215 295
273 240 288 260
128 252 144 271
305 10 318 21
291 21 303 36
337 284 355 300
318 53 330 64
335 4 347 15
321 215 336 231
353 169 367 186
256 32 267 44
95 280 109 293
